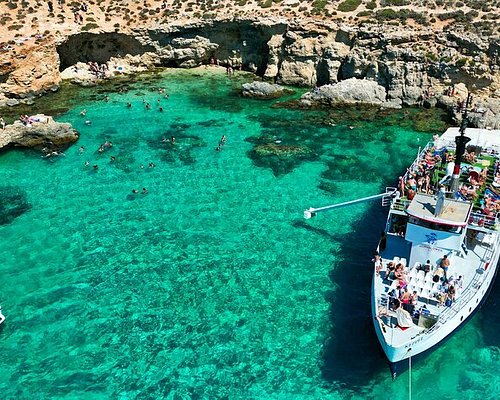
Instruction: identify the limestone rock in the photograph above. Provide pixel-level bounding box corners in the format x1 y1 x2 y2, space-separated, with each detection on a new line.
279 60 316 86
241 81 292 99
0 116 79 150
4 46 61 98
60 62 100 86
301 78 390 106
264 34 285 79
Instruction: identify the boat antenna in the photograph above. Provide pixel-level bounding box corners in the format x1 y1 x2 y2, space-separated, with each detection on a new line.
449 92 472 193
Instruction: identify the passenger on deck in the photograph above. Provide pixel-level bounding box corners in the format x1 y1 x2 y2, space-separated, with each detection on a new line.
373 254 383 276
400 288 411 304
447 285 456 302
433 267 445 283
394 263 407 285
386 261 395 279
392 299 413 328
418 259 432 275
439 255 450 276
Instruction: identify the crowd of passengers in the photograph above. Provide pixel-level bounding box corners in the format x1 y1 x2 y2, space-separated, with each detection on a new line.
397 138 500 219
374 254 462 311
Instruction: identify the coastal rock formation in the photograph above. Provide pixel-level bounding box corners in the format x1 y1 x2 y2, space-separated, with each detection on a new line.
0 116 79 150
3 46 60 99
300 78 393 107
1 13 500 128
241 81 291 99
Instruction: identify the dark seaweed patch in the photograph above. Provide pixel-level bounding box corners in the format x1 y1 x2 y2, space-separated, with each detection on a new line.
0 186 32 225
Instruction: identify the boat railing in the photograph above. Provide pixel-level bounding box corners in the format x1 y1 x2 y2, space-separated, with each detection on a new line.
403 142 434 181
468 211 499 232
391 197 409 211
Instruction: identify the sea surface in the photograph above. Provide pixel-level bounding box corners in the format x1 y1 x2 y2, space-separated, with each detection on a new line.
0 69 498 399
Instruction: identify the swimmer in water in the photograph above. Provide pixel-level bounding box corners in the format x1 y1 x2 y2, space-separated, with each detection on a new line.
79 146 85 154
85 120 91 125
80 109 87 116
127 102 132 108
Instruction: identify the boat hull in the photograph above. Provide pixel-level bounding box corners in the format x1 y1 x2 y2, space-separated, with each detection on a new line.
372 255 499 372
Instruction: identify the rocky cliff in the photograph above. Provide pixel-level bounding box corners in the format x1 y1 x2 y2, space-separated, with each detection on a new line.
1 17 499 127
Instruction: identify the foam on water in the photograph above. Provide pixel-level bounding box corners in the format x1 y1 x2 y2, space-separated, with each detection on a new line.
0 69 498 399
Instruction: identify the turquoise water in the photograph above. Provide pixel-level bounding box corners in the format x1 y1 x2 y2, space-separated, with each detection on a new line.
0 69 498 399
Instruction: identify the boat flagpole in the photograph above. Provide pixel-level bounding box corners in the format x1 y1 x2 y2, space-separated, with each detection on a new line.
449 93 472 193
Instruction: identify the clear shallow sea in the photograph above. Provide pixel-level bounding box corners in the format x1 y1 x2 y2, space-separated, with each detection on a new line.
0 69 498 399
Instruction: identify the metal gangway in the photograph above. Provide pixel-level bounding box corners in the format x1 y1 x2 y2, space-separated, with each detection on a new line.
304 187 397 219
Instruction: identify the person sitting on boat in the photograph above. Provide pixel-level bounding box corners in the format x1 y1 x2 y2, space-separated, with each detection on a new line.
433 267 446 283
447 285 456 302
392 299 413 328
386 261 395 279
394 264 407 285
418 259 432 275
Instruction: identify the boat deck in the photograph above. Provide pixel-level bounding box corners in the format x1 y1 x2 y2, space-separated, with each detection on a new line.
374 224 494 348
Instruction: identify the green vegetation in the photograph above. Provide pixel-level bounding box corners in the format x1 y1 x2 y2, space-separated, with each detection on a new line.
381 0 409 5
260 0 273 8
366 0 377 10
312 0 328 11
338 0 362 12
375 8 427 24
81 23 100 31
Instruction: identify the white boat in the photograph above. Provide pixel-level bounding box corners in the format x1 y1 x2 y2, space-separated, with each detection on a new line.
371 124 500 376
304 101 500 377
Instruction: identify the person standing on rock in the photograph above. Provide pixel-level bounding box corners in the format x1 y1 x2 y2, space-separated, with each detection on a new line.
0 117 5 130
48 1 53 13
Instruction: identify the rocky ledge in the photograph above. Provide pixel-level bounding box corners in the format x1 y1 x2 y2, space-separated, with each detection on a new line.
300 78 400 109
0 115 79 151
241 81 293 99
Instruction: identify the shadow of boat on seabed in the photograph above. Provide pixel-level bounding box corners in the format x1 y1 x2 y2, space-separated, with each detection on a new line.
294 203 390 389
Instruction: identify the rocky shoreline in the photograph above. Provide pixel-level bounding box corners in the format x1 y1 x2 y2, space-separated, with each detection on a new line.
0 115 79 152
1 17 499 128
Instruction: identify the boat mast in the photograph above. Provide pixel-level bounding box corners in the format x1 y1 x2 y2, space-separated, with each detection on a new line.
449 93 472 193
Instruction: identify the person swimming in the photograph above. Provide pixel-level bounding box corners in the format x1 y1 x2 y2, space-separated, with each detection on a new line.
127 102 132 108
80 109 87 116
